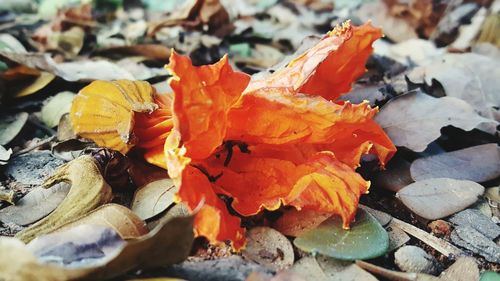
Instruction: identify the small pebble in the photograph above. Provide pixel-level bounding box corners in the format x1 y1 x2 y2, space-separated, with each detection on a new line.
428 220 451 238
395 245 440 275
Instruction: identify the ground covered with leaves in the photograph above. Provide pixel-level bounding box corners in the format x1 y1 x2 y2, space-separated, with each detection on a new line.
0 0 499 281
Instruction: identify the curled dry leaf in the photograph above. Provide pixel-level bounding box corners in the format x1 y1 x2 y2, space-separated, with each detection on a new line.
131 179 178 220
0 112 28 145
0 215 194 281
375 90 498 152
0 144 12 165
408 53 500 120
396 178 485 220
55 204 149 239
0 50 136 82
242 226 294 271
410 143 500 182
28 224 126 268
0 183 70 226
15 155 113 243
40 91 75 128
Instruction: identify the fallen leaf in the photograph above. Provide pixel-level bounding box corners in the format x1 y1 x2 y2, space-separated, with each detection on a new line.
0 214 193 281
272 209 331 237
15 155 113 243
0 144 12 165
396 178 485 220
315 256 378 281
56 113 76 141
0 183 70 226
356 1 417 43
56 204 149 240
51 139 96 161
27 224 126 267
290 256 328 281
0 112 28 145
410 144 500 182
440 257 480 281
242 226 294 271
0 33 27 52
41 91 75 128
375 90 498 152
15 71 56 98
408 53 500 120
94 44 172 61
131 179 178 221
294 209 389 261
0 50 136 82
387 223 410 252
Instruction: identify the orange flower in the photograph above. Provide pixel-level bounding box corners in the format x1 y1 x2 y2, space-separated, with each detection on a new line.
70 21 396 250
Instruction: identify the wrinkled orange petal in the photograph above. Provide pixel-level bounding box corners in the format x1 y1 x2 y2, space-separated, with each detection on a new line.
167 51 250 160
227 90 377 146
205 149 369 228
286 152 370 228
70 80 158 154
165 131 245 249
177 165 245 250
244 21 382 101
316 119 396 168
135 93 174 168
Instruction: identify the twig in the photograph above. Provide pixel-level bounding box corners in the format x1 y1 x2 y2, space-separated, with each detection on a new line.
390 218 463 258
355 260 440 281
12 135 56 157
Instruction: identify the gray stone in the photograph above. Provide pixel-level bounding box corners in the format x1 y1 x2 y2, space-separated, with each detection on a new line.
449 209 500 240
395 246 440 275
451 226 500 263
163 256 275 281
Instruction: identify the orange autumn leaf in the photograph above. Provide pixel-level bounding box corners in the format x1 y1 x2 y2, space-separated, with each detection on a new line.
70 80 158 154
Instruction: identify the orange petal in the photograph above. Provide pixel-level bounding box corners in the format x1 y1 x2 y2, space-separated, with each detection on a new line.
164 131 245 249
175 164 246 250
70 80 158 154
244 21 382 101
317 119 396 168
206 149 369 228
286 152 370 228
167 51 250 160
134 93 174 168
227 90 377 146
